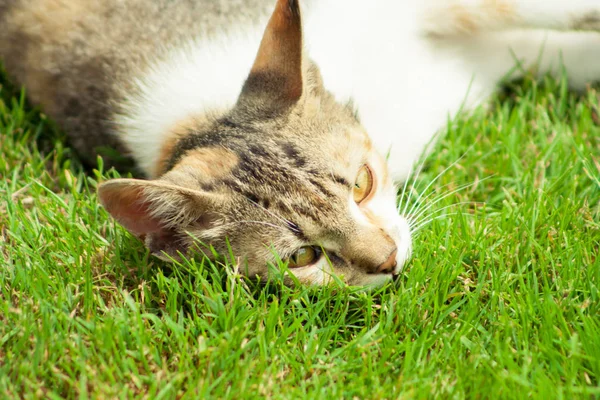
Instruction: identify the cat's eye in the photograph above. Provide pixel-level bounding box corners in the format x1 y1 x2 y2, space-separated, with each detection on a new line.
287 246 321 268
353 165 374 204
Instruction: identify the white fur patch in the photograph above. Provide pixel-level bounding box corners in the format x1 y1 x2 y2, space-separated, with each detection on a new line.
114 27 265 177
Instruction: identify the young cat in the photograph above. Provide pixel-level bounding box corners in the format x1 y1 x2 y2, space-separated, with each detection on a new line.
1 0 599 286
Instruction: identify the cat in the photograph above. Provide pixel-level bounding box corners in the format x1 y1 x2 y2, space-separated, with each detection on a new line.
1 0 599 286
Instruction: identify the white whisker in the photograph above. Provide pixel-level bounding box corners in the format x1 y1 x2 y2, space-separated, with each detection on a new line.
397 163 414 212
401 158 427 216
408 180 482 224
408 175 492 226
223 220 290 232
246 198 300 233
410 213 462 234
404 144 476 218
408 201 477 228
405 179 462 218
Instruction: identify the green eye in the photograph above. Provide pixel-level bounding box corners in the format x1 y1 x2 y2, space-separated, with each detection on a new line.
287 246 321 268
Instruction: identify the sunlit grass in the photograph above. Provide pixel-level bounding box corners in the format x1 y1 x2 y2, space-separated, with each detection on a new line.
1 71 599 398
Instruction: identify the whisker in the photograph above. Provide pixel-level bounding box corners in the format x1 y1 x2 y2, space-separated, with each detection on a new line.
407 175 493 225
410 213 462 234
238 220 288 230
404 179 463 218
397 163 414 213
404 144 476 218
408 179 483 225
412 212 460 230
246 198 300 233
401 158 427 216
221 220 291 232
395 128 460 215
407 182 480 226
408 201 477 228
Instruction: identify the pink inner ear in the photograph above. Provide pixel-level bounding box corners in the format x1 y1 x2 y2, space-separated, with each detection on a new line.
101 184 165 236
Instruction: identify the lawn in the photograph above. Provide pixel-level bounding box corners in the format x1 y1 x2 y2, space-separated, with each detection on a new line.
0 68 599 399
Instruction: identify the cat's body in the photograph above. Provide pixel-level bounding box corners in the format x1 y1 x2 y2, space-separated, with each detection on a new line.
3 1 600 179
2 0 600 285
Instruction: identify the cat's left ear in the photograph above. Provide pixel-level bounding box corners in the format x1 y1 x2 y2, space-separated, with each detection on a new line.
98 179 224 258
238 0 304 109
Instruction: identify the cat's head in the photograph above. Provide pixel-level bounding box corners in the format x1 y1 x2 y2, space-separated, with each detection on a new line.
98 0 412 286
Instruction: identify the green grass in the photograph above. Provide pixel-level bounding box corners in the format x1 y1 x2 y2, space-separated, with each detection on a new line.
1 71 599 399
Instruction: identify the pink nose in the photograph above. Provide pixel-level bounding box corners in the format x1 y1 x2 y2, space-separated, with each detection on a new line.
377 249 398 274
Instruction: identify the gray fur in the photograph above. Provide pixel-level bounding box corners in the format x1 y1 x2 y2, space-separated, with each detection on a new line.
0 0 279 167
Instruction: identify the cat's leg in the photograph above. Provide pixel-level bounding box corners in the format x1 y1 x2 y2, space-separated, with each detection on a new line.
421 0 600 37
456 30 600 92
420 1 600 92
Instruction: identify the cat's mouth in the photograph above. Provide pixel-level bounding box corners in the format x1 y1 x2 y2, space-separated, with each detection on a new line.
351 213 412 286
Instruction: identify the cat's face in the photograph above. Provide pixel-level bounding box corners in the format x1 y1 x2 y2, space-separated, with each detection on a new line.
98 0 412 286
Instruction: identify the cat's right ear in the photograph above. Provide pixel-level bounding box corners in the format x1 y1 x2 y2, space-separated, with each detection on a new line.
98 179 223 258
237 0 304 110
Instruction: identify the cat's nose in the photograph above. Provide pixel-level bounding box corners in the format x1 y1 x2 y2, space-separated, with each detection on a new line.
377 248 398 274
